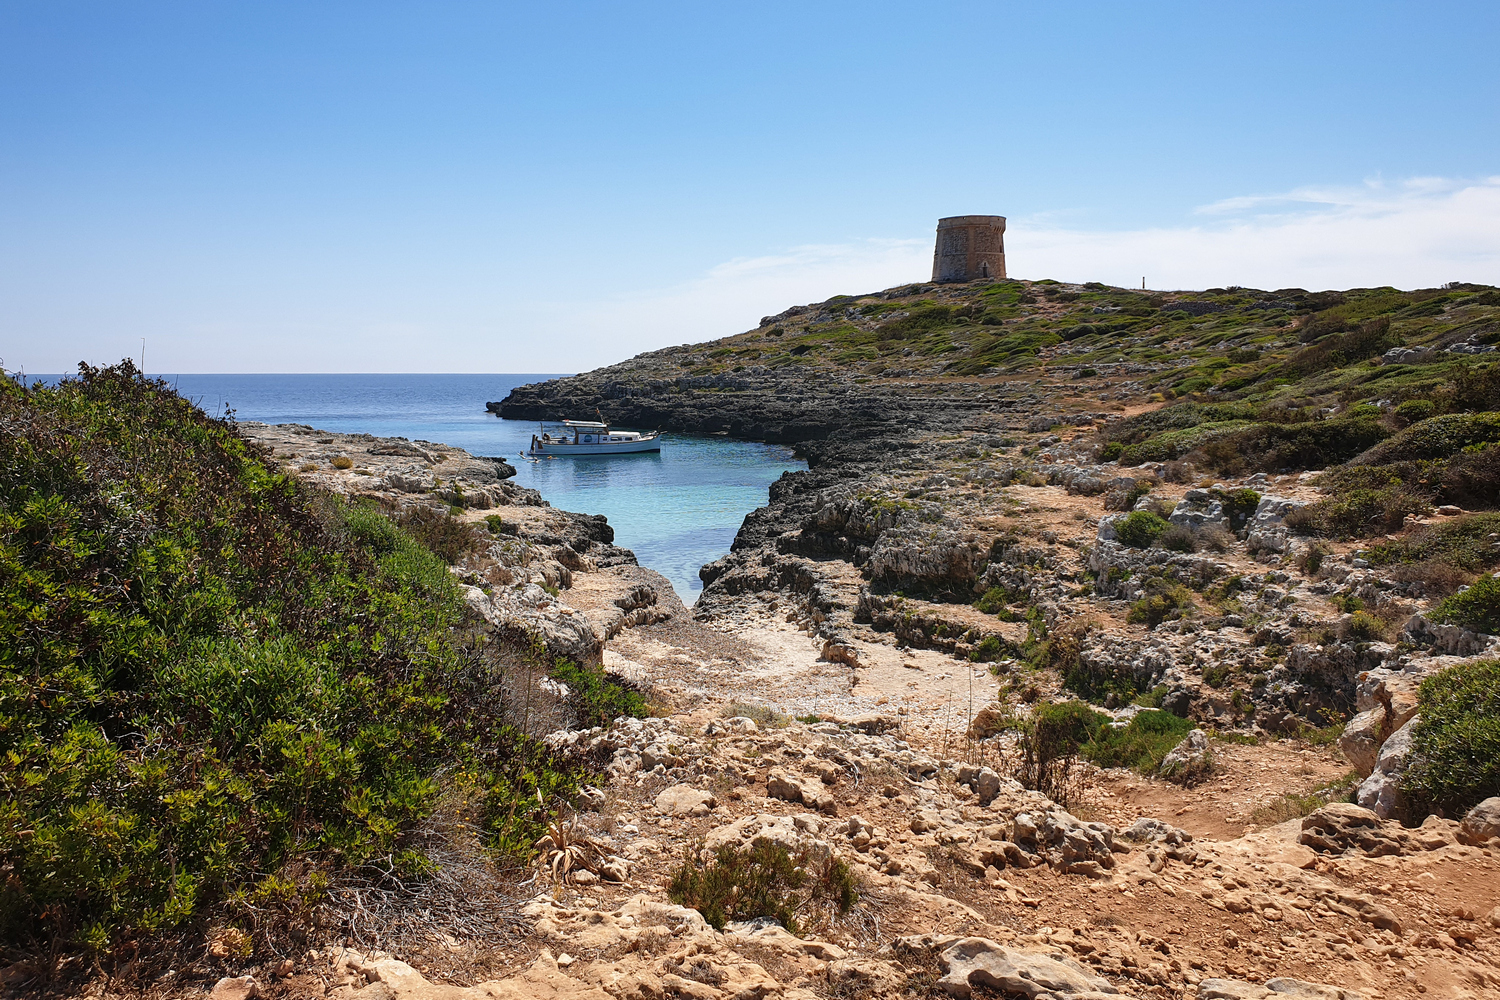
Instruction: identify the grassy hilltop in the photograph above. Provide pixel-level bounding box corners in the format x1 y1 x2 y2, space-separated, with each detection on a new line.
687 278 1500 393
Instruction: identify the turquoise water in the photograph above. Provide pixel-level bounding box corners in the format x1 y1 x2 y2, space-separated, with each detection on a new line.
41 373 803 604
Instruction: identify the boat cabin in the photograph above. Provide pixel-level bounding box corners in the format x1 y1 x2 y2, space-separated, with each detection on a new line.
543 420 646 445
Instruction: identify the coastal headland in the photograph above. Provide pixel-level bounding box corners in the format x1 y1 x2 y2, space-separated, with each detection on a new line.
8 275 1500 999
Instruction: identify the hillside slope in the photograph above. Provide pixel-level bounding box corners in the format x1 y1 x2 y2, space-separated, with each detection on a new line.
495 278 1500 443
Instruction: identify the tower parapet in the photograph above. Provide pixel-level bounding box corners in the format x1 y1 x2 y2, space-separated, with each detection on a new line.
931 215 1006 282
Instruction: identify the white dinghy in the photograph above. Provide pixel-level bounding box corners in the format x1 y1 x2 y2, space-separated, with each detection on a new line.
527 420 662 457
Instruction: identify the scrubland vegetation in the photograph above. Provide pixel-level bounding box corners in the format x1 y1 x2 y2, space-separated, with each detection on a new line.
0 365 598 970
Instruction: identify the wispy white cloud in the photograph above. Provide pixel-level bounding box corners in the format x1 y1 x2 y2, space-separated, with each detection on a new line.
1017 176 1500 291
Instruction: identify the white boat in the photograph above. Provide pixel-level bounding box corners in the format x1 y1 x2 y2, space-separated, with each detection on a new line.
527 420 662 457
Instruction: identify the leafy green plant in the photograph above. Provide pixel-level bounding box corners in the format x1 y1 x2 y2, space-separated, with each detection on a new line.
0 363 581 956
1284 485 1431 538
1353 412 1500 465
1082 710 1197 774
667 838 856 934
548 660 649 729
1007 701 1108 805
968 635 1004 662
1115 510 1170 548
394 504 485 564
1341 610 1387 641
1427 573 1500 635
1394 398 1435 425
1401 658 1500 817
1127 580 1195 627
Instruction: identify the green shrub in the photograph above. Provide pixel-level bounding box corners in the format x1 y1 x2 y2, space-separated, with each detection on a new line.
1341 611 1386 641
667 838 856 934
1008 701 1108 805
1082 710 1197 773
1214 416 1390 473
1115 510 1170 548
1100 440 1124 462
1394 398 1436 425
0 364 581 953
1401 658 1500 817
1352 412 1500 465
1117 421 1254 466
1428 574 1500 635
1217 488 1262 530
1437 361 1500 413
394 504 485 564
1365 512 1500 573
1283 486 1431 539
548 661 650 729
484 513 518 535
1127 580 1195 627
1439 444 1500 509
1284 317 1399 374
968 635 1004 662
973 585 1012 614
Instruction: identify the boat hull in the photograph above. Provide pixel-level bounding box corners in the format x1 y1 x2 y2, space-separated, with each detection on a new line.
528 436 662 456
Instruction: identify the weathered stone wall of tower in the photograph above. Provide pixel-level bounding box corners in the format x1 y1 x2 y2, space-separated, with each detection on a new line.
931 215 1006 282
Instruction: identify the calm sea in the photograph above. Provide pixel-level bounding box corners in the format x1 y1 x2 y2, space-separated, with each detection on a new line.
34 373 806 604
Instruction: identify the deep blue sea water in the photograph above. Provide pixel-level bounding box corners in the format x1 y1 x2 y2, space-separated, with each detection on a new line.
32 373 806 604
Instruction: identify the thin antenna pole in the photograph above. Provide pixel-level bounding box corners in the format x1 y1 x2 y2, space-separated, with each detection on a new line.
140 338 145 372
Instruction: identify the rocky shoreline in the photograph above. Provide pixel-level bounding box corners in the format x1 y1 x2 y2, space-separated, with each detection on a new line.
232 276 1500 1000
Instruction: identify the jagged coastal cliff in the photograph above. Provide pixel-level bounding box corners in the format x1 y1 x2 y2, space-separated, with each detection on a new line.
6 274 1500 1000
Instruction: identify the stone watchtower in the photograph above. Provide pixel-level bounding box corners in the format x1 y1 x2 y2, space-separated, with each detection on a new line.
931 215 1006 282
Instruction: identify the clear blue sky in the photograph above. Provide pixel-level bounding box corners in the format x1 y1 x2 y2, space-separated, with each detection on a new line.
4 2 1498 373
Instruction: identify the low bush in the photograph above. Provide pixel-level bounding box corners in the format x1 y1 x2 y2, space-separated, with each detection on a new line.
1158 524 1197 553
1115 510 1170 548
1082 710 1197 773
394 504 487 564
1394 398 1436 425
331 455 354 469
968 635 1005 662
1365 512 1500 573
1285 317 1399 373
1401 658 1500 817
1215 416 1391 473
1352 412 1500 466
1436 361 1500 413
1117 421 1254 466
1283 486 1431 539
0 364 583 958
548 661 650 729
1217 488 1263 530
973 585 1014 615
1099 440 1124 462
1008 701 1108 806
1427 574 1500 635
1127 579 1195 627
667 838 857 934
484 513 519 535
1439 444 1500 508
1340 610 1387 641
